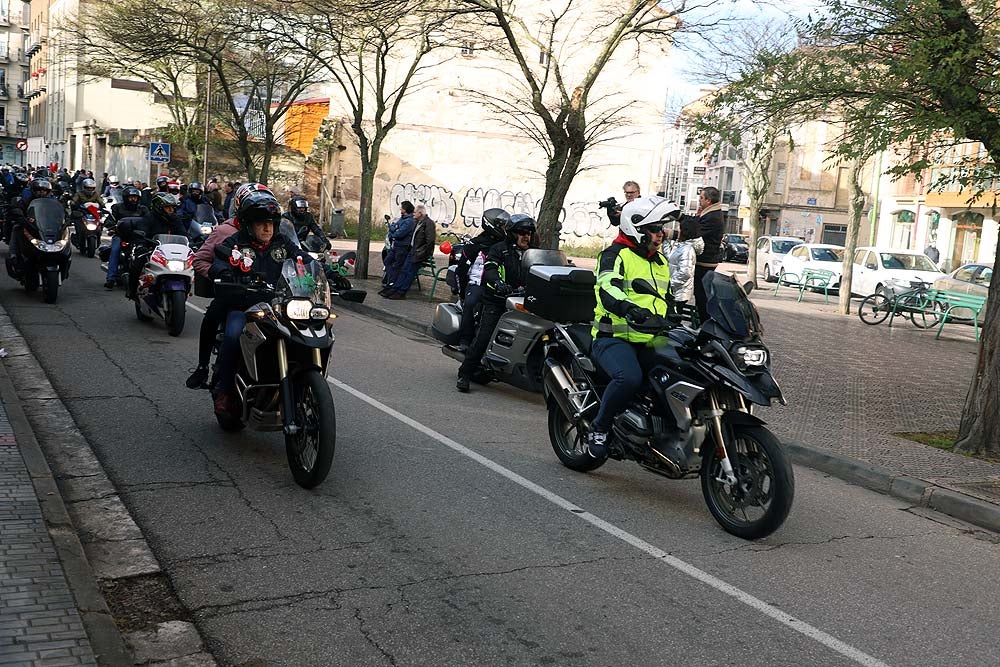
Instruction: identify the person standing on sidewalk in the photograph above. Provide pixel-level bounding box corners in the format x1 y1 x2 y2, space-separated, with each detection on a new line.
380 201 415 295
689 186 724 324
384 204 436 300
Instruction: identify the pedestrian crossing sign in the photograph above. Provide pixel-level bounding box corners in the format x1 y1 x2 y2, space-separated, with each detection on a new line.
149 142 171 164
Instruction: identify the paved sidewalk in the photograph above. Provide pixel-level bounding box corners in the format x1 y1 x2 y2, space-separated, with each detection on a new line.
0 398 98 666
335 244 1000 532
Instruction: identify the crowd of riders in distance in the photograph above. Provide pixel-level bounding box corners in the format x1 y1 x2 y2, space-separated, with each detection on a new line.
0 164 332 420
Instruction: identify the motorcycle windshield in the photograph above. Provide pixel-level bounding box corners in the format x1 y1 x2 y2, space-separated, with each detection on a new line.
279 219 301 248
27 199 65 238
155 234 190 246
704 272 764 337
302 235 326 252
195 204 216 223
521 249 568 271
279 258 331 306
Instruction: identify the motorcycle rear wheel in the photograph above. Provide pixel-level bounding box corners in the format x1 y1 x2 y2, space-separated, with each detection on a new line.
285 369 336 489
165 291 186 337
42 272 58 304
701 425 794 540
547 401 606 472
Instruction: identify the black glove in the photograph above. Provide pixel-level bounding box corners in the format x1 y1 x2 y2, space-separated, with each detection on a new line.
626 306 653 324
493 282 513 298
510 286 525 297
216 269 235 283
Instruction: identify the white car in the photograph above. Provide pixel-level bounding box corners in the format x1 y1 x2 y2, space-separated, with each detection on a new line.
850 247 944 296
778 243 845 287
755 236 804 282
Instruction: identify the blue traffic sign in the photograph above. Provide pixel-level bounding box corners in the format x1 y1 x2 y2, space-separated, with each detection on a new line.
149 142 171 163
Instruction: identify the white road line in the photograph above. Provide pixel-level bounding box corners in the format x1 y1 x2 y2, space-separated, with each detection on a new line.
328 376 891 667
186 302 206 314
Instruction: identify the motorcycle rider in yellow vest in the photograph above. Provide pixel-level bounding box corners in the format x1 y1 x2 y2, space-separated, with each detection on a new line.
587 196 681 459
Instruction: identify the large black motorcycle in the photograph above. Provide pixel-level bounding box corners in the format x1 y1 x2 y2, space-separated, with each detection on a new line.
210 259 366 489
6 198 73 304
541 272 794 539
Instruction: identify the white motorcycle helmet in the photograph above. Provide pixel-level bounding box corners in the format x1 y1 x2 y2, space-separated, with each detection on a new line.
619 196 680 245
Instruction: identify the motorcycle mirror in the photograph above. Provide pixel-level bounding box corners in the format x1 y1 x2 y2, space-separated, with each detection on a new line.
383 214 391 222
336 289 367 303
742 281 754 295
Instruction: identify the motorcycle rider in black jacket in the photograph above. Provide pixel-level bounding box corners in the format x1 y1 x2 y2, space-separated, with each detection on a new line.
456 214 537 393
282 195 328 246
455 208 510 349
115 193 190 296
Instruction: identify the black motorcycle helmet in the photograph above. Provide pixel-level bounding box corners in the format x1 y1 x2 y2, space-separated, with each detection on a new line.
238 193 282 242
507 213 536 242
188 181 203 201
289 195 309 217
481 208 511 243
150 192 181 223
124 186 141 206
155 176 169 192
30 178 52 198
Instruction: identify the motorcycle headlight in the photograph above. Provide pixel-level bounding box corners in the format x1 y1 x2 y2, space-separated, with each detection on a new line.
86 223 99 231
284 298 313 320
166 260 186 272
309 306 330 320
734 346 767 367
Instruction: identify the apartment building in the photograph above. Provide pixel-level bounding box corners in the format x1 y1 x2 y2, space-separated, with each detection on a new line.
0 0 30 165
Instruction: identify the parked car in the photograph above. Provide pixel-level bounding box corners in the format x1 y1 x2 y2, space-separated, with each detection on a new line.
933 262 992 322
721 233 749 263
755 236 804 282
778 243 846 288
850 247 943 297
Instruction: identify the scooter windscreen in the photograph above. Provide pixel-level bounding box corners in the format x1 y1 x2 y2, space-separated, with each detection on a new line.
279 219 301 248
195 203 217 224
279 259 331 308
26 198 67 241
704 272 764 338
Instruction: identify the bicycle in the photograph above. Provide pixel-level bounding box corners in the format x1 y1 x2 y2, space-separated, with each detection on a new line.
857 280 943 328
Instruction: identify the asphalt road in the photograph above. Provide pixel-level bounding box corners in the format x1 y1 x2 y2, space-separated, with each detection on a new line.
2 256 999 667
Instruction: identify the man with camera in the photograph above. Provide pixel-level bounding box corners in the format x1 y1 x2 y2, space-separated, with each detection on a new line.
599 181 642 227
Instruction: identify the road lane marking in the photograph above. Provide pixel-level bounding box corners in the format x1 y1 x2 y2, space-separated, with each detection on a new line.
328 376 891 667
187 302 206 314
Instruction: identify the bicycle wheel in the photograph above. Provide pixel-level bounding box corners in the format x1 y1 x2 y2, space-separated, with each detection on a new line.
907 296 943 329
858 294 890 325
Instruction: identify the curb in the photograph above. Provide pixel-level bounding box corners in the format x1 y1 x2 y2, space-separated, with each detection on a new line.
342 300 1000 535
0 360 132 666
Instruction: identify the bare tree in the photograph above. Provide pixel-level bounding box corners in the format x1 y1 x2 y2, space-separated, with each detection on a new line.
454 0 706 248
269 0 457 278
72 0 324 182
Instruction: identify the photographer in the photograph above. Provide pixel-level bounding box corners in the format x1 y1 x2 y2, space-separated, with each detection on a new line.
599 181 641 226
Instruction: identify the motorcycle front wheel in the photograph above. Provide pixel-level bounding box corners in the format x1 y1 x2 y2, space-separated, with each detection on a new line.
285 369 336 489
42 271 58 304
701 425 794 540
165 291 186 337
547 401 606 472
85 236 97 258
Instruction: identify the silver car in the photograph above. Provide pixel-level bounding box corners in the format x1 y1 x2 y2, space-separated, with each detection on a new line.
932 262 992 322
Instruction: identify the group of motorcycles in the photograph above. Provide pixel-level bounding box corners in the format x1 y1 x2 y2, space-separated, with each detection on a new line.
429 225 794 540
0 183 366 490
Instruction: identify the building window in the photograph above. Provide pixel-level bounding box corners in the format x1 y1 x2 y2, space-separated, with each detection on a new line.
460 42 475 57
774 163 787 194
0 106 6 129
539 49 551 66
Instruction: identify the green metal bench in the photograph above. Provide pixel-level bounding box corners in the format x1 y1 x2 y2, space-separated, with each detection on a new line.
928 289 987 341
890 288 986 340
797 268 836 304
411 257 450 301
772 271 801 297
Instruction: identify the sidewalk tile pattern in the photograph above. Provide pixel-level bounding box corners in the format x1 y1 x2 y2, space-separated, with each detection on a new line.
0 401 97 666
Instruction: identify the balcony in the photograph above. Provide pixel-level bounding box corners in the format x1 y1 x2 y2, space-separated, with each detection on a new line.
24 39 40 57
0 85 8 100
16 84 24 99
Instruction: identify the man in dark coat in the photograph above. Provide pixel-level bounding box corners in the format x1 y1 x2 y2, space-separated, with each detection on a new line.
383 203 436 299
690 186 725 323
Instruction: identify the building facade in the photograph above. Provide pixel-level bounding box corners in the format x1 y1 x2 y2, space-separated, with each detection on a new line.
0 0 30 165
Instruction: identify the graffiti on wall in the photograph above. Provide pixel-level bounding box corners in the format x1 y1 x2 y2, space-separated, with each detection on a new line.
389 183 457 227
389 182 608 238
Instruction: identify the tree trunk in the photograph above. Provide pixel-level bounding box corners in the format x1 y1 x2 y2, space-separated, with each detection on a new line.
536 141 583 249
838 157 866 315
745 200 762 289
354 163 377 279
184 133 202 184
954 270 1000 455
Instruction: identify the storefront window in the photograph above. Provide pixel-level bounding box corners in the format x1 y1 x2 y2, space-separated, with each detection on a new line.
950 211 984 271
891 210 916 249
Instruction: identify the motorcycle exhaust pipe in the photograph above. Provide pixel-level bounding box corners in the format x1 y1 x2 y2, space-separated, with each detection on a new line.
543 358 594 420
441 345 466 362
